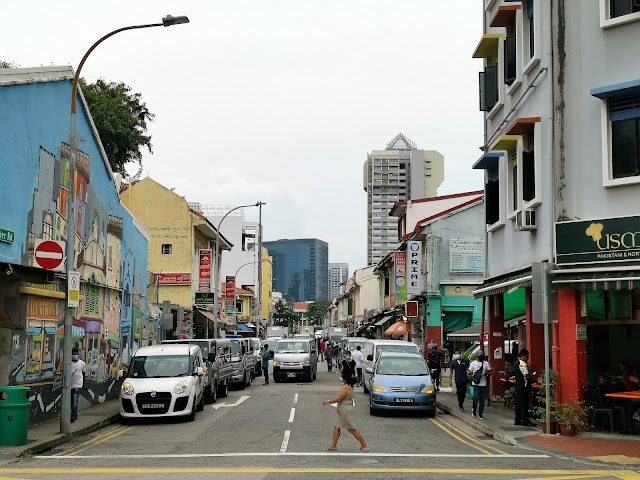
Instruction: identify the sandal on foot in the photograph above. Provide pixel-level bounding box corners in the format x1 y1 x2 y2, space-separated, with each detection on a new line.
323 447 337 451
358 445 369 452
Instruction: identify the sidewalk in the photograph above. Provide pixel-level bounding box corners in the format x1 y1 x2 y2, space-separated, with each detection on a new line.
436 387 640 466
0 399 121 458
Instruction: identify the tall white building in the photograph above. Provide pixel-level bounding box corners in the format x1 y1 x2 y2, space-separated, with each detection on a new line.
328 263 349 300
363 133 444 266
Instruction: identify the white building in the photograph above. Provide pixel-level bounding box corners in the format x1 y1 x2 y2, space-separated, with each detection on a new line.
363 133 444 266
328 263 349 300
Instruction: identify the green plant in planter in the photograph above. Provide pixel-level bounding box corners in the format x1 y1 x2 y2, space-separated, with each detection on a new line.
557 398 587 429
534 400 560 421
503 388 515 408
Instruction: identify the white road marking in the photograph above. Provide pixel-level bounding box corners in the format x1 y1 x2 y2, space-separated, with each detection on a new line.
280 431 290 453
288 408 295 423
36 453 550 459
293 394 298 404
212 395 250 410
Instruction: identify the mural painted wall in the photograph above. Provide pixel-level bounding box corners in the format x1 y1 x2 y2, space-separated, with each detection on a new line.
0 68 150 425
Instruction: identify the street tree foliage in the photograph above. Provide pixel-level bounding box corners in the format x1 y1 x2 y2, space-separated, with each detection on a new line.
0 60 19 68
306 300 331 326
80 78 154 175
272 300 297 330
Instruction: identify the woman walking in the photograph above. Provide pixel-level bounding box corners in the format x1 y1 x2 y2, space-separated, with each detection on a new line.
322 361 368 452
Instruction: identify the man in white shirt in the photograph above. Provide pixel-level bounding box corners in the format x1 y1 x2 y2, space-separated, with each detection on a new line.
70 347 86 423
352 346 364 386
467 350 491 420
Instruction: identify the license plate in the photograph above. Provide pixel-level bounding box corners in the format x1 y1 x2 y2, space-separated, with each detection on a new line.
142 403 164 409
394 398 414 403
287 372 296 378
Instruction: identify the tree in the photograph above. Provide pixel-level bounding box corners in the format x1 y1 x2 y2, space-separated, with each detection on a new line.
0 60 19 69
80 78 154 175
272 300 297 330
306 300 331 326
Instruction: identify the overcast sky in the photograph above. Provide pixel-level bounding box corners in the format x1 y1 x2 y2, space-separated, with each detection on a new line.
3 1 484 274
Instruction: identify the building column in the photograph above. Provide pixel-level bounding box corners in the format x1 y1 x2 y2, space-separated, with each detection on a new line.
425 296 442 351
488 294 505 398
556 289 587 403
525 287 545 373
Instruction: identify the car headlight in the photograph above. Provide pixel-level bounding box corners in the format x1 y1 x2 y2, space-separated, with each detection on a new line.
372 382 388 393
121 382 134 396
173 380 189 394
421 384 436 394
272 361 278 366
302 360 310 366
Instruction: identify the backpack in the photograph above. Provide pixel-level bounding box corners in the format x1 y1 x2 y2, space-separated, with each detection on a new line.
472 364 484 384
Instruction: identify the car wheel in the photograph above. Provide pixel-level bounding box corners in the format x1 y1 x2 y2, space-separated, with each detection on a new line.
218 381 228 398
187 398 196 422
210 383 218 403
274 375 282 383
369 398 377 416
312 368 317 381
196 393 204 412
255 365 262 377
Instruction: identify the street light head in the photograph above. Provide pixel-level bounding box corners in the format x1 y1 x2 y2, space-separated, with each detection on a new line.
256 202 266 206
162 15 190 27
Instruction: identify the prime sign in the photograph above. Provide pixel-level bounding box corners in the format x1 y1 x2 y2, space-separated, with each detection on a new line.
407 241 422 295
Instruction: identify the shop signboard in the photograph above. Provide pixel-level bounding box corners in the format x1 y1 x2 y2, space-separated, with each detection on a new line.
406 241 422 295
394 251 406 302
405 300 418 317
450 240 484 273
225 276 235 309
556 215 640 265
154 273 191 285
198 249 212 291
195 291 214 305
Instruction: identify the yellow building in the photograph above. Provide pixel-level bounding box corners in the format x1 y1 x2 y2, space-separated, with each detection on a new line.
249 247 273 325
121 177 232 337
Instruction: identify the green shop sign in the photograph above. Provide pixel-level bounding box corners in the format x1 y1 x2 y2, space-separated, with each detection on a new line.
0 228 14 244
556 215 640 265
195 292 215 305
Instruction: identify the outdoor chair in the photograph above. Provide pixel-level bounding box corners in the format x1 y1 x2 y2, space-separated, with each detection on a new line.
584 386 625 432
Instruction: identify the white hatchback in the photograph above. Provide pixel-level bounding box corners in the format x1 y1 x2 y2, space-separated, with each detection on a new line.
119 344 205 422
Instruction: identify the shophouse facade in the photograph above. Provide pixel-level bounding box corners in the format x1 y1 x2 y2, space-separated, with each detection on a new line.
472 1 640 403
0 66 149 424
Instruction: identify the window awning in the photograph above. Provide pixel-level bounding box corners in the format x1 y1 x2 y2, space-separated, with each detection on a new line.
591 79 640 99
552 269 640 290
472 33 504 59
371 315 393 327
490 135 522 152
505 117 541 136
490 4 521 27
218 313 235 327
473 152 503 170
473 270 532 298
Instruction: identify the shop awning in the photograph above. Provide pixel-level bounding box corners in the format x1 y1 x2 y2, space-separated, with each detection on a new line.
57 325 86 338
237 323 252 332
385 321 409 336
219 313 235 327
473 270 532 299
551 269 640 290
371 315 394 327
446 316 523 340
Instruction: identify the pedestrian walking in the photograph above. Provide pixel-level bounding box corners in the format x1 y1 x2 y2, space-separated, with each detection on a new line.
319 338 326 361
467 350 491 420
322 362 368 452
449 350 470 411
343 352 356 379
512 349 537 426
332 343 340 368
70 347 86 423
326 341 333 372
262 344 270 385
352 345 364 386
427 346 442 391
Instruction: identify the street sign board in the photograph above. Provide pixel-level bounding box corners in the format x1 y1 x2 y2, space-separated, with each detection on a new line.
195 292 215 305
34 240 65 271
0 228 14 244
68 271 80 307
223 308 237 314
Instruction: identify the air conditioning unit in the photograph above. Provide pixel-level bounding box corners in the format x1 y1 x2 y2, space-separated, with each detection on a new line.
516 209 537 231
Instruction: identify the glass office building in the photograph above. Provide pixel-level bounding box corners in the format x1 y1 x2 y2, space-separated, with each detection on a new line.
263 239 328 302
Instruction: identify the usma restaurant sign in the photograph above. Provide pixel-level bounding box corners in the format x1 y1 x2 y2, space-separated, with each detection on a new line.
556 215 640 265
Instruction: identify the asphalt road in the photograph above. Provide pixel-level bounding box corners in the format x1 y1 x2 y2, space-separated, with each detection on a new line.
1 362 638 480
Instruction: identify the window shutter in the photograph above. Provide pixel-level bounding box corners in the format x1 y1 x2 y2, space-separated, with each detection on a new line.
504 35 517 85
609 95 640 122
479 71 489 112
523 151 535 202
527 0 534 19
486 180 500 225
84 284 100 316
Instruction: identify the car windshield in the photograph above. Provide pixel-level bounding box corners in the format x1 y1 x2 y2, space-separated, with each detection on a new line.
130 355 191 378
376 357 429 376
192 343 208 358
376 344 418 358
230 340 242 355
277 341 309 353
251 340 259 349
350 341 366 351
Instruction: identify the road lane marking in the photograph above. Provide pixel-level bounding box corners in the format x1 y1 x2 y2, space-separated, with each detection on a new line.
515 476 606 480
434 417 508 455
288 408 295 422
36 453 550 459
293 394 298 404
280 431 290 453
428 418 493 455
212 395 250 410
51 426 131 457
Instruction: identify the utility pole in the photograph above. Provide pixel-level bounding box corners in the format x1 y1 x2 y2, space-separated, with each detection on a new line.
257 203 263 336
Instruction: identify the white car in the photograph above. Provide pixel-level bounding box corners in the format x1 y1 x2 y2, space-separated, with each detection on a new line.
119 344 205 422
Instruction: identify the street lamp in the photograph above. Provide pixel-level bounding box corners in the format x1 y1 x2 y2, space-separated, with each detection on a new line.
61 14 189 434
212 203 265 338
232 259 272 334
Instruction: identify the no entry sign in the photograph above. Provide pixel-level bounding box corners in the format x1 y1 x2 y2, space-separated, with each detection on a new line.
34 240 65 271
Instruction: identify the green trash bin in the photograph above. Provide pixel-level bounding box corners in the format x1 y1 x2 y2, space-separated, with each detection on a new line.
0 386 31 446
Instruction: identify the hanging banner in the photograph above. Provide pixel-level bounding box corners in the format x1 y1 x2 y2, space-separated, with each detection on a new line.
225 276 235 309
394 251 406 302
406 241 422 295
198 249 212 291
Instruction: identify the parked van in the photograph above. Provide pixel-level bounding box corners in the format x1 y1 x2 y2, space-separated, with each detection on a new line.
228 337 256 388
161 338 233 402
273 337 317 382
361 339 420 393
338 337 367 364
119 344 204 422
247 337 263 377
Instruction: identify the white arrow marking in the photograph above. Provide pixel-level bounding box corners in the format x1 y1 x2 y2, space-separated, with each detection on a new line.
212 395 250 410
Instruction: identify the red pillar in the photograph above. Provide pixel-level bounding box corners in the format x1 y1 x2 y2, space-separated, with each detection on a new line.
556 289 587 403
487 294 505 398
525 288 545 374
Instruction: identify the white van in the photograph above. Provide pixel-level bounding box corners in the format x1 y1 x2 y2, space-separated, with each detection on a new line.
361 339 420 393
273 337 317 382
119 344 204 422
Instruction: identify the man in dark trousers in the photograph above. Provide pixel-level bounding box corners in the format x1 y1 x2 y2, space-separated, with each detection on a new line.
326 341 333 372
262 344 270 384
427 346 442 391
449 350 470 411
513 349 537 426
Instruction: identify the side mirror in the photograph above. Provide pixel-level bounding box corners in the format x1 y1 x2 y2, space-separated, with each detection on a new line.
196 366 204 376
118 369 124 379
367 354 373 361
208 352 216 363
365 368 373 374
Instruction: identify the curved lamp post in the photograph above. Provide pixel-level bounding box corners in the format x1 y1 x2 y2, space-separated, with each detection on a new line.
62 14 189 434
212 203 265 338
232 258 272 333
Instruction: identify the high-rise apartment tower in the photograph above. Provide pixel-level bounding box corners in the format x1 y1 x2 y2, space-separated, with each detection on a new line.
328 263 349 300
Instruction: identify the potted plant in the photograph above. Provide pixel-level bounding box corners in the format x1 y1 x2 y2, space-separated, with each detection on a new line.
535 401 559 434
556 399 587 436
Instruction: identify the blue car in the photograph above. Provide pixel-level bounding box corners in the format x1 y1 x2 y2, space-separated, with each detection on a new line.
365 352 436 417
